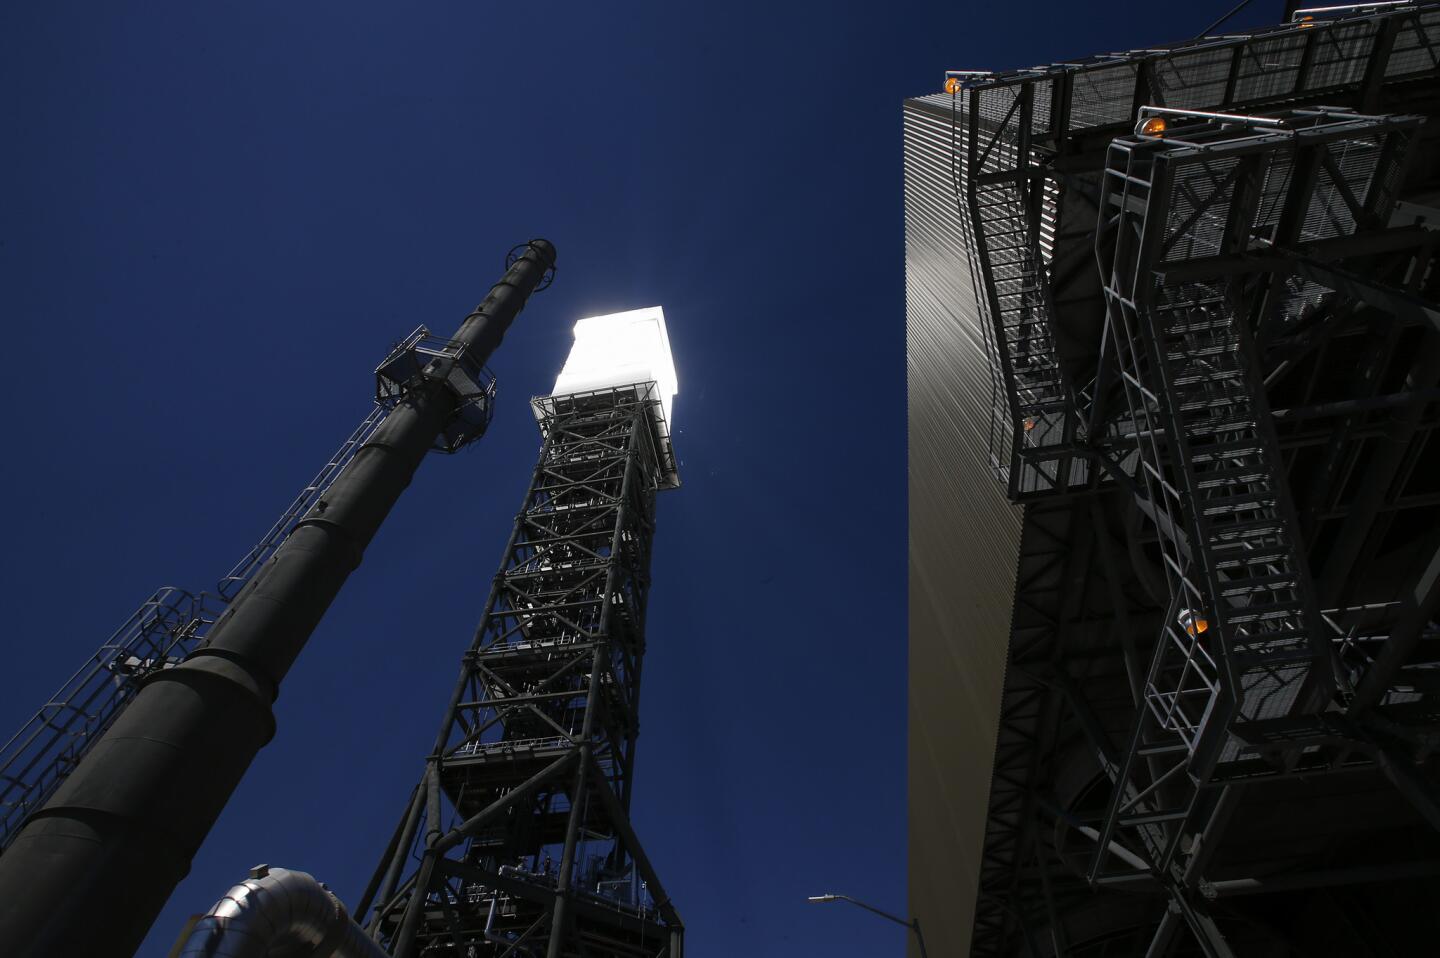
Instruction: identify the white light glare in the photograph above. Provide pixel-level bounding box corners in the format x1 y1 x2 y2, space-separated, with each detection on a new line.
551 306 679 430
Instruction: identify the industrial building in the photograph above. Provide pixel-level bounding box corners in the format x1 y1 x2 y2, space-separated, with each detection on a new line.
905 3 1440 954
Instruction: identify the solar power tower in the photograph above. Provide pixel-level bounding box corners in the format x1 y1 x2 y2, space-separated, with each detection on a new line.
905 3 1440 955
360 308 684 958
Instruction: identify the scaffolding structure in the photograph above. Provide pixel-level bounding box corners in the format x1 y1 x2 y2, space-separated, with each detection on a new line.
1089 105 1422 940
360 380 682 958
906 3 1440 954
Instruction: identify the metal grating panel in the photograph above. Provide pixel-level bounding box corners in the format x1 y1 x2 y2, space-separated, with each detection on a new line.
1235 32 1309 101
1153 46 1235 110
1386 7 1440 76
1069 63 1138 130
1306 21 1380 91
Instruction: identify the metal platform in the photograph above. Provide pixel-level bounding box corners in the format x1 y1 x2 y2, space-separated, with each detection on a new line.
376 325 498 453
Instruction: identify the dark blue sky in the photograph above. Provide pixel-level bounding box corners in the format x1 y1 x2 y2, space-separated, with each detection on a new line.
1 2 1276 954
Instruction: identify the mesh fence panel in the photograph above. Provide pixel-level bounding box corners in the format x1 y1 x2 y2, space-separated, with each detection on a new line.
1301 135 1384 241
1253 151 1295 237
1306 21 1378 90
1386 8 1440 77
976 84 1021 127
1234 33 1308 101
1152 46 1234 110
1163 157 1240 261
1069 63 1137 130
1031 77 1053 135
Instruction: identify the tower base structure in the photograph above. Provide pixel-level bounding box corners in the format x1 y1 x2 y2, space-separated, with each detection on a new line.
361 309 683 958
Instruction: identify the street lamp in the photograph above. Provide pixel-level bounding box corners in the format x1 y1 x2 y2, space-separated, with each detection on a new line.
807 894 929 958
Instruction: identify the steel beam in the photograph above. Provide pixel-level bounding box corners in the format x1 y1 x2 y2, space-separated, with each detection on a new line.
1203 859 1440 897
1349 539 1440 714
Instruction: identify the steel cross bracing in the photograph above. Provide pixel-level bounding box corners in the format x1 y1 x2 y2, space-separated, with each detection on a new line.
0 327 503 855
1082 107 1422 950
968 501 1142 957
937 0 1440 502
359 382 682 958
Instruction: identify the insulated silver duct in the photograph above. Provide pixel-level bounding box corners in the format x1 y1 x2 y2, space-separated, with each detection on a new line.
176 865 388 958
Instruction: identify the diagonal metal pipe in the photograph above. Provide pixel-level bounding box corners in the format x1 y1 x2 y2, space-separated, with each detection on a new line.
0 240 556 958
175 865 388 958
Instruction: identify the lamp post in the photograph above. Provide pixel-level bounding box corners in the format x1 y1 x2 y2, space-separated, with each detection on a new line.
807 894 929 958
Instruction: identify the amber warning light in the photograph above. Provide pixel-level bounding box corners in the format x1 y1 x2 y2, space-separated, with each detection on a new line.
1137 116 1168 137
1178 608 1210 638
942 70 991 94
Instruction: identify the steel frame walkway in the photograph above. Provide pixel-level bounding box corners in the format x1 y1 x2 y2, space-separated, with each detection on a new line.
938 0 1440 501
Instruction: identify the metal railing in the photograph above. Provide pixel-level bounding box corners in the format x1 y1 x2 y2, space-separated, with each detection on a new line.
218 403 390 600
376 325 497 453
1 385 405 851
955 81 1087 499
0 587 219 847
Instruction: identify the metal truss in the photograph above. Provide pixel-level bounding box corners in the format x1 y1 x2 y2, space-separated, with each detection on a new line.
962 1 1439 149
0 330 477 854
1087 106 1422 953
940 0 1440 503
969 500 1146 956
955 78 1088 500
360 383 682 958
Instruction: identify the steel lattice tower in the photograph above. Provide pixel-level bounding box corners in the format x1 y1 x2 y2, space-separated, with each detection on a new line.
360 309 683 958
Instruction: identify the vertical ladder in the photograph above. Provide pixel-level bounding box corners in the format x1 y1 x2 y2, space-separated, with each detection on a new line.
217 402 389 600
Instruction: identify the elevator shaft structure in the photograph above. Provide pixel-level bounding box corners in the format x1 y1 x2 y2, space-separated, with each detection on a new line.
0 240 556 958
360 310 682 958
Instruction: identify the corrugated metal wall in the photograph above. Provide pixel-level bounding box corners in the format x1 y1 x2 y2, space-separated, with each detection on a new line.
903 97 1025 958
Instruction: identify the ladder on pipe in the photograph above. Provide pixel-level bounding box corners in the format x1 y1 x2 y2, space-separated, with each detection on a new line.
216 403 389 600
0 402 390 853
